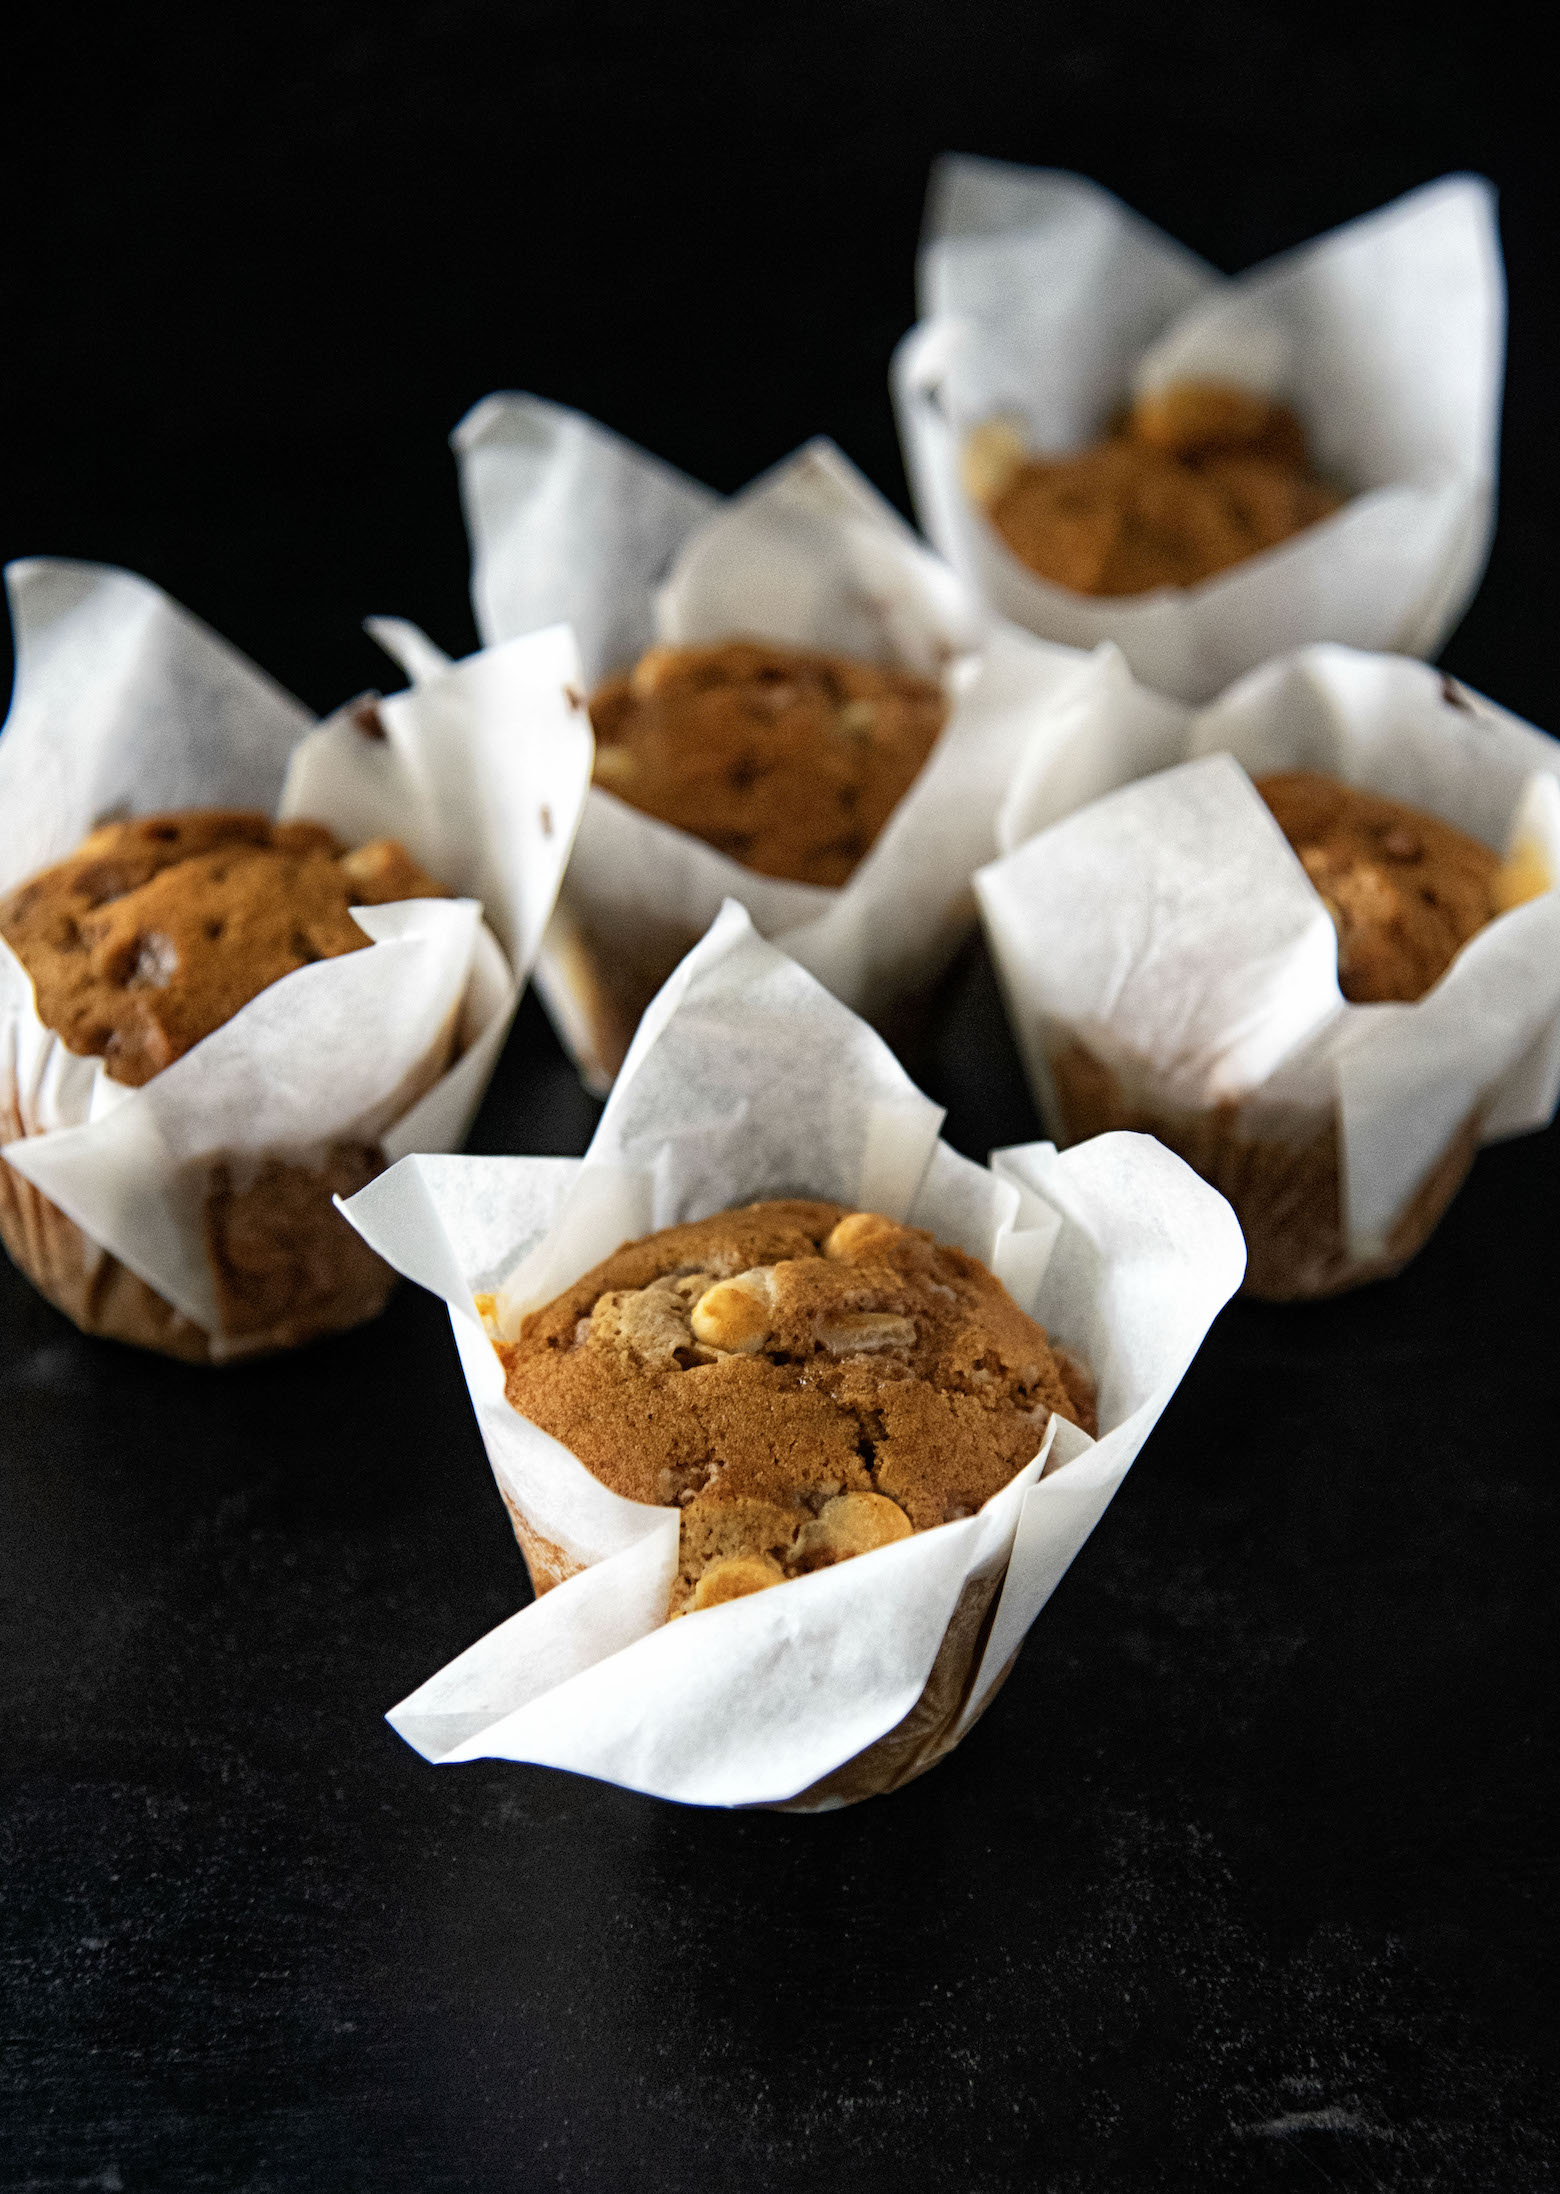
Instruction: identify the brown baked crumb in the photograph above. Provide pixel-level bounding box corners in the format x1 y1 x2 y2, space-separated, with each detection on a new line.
1255 772 1499 1003
0 809 448 1086
587 640 948 888
501 1198 1095 1617
981 379 1346 596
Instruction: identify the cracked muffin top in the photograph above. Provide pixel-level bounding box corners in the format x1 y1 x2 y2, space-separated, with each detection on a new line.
587 640 948 888
973 379 1346 597
501 1198 1097 1618
1254 772 1511 1005
0 809 447 1086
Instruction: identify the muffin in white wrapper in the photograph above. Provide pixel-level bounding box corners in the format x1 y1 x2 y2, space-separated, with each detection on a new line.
974 643 1560 1301
892 160 1503 701
339 901 1244 1811
441 395 1087 1088
0 559 591 1361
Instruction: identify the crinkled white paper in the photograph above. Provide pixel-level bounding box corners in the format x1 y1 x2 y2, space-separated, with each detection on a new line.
341 903 1245 1809
0 559 592 1340
893 162 1503 701
446 396 1089 1085
975 644 1560 1254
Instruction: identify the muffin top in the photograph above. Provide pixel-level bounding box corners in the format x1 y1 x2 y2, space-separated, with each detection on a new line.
0 809 447 1086
1255 772 1500 1004
977 379 1345 597
587 640 948 888
502 1198 1096 1617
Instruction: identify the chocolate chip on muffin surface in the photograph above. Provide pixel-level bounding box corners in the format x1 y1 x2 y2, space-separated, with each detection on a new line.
0 809 448 1086
587 640 948 888
502 1198 1096 1617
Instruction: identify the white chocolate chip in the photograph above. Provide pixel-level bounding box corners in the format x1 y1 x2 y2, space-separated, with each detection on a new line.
793 1492 912 1570
1495 835 1552 911
592 745 640 787
961 416 1028 507
629 645 680 698
689 1554 785 1611
690 1267 776 1354
823 1211 903 1262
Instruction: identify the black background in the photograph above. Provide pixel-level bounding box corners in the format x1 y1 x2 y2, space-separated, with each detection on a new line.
2 5 1557 2189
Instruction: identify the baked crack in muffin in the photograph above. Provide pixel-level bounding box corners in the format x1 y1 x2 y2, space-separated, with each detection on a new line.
501 1199 1096 1616
588 641 948 887
0 809 447 1086
973 380 1346 597
1254 772 1506 1003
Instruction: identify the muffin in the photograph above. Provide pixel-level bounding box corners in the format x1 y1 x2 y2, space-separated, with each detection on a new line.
0 808 450 1357
457 406 1088 1094
1017 764 1544 1300
499 1198 1096 1615
1 809 447 1084
345 897 1251 1808
897 167 1502 703
976 381 1346 598
588 640 948 889
1254 772 1505 1003
549 638 953 1083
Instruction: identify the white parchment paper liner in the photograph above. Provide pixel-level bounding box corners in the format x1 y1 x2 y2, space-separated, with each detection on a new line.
340 902 1244 1809
0 559 591 1355
443 395 1088 1087
974 643 1560 1296
892 161 1503 702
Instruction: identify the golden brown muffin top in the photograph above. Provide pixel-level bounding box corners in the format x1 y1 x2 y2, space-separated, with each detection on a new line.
502 1198 1096 1617
587 640 948 888
979 379 1346 597
0 809 447 1086
1255 771 1499 1004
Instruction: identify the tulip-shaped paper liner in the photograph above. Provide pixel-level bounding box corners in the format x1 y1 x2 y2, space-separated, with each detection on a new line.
437 397 1088 1088
0 559 591 1358
893 161 1503 702
340 902 1244 1809
974 643 1560 1300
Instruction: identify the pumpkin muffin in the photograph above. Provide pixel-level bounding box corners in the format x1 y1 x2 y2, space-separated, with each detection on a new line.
587 640 948 888
0 808 451 1358
978 379 1346 597
501 1198 1096 1617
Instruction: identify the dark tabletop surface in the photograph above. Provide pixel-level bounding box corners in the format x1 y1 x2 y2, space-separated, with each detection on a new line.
2 5 1557 2189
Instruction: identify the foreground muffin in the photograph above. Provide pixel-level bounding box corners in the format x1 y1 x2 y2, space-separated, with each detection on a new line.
342 899 1251 1807
588 641 949 888
501 1198 1096 1616
0 808 449 1356
971 380 1345 597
